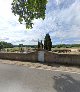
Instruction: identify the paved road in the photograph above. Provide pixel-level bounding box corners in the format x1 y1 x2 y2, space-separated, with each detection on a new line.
0 64 80 92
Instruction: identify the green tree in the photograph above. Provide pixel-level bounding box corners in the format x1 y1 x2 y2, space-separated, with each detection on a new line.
0 41 13 48
44 33 52 51
0 43 4 51
38 40 43 49
41 40 43 49
38 40 40 49
11 0 47 29
19 44 24 52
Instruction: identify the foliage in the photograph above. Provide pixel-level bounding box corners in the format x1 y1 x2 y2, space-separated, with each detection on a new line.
38 40 40 49
14 45 38 48
38 40 43 49
44 33 52 51
0 43 3 50
11 0 47 29
19 44 23 47
19 44 24 52
0 41 13 48
52 44 80 48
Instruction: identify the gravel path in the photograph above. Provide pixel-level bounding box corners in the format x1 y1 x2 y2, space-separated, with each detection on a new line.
0 59 80 74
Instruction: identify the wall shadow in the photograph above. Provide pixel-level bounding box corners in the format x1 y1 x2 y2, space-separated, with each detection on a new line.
53 74 80 92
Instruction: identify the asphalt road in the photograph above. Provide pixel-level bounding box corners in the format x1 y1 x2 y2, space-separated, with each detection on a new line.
0 63 80 92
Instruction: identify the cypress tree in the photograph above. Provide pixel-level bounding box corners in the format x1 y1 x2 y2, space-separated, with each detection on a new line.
44 34 52 51
41 40 43 49
38 40 40 49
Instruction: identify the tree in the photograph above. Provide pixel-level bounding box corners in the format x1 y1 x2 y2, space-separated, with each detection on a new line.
44 33 52 51
38 40 43 50
41 40 43 49
0 41 13 48
11 0 47 29
19 44 24 52
0 43 3 51
38 40 40 49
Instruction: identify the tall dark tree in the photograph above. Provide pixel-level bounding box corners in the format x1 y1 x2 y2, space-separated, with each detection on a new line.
41 40 43 49
38 40 43 50
38 40 40 49
44 34 52 51
11 0 47 29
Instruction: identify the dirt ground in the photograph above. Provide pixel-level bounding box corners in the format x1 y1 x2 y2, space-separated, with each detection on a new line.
0 59 80 74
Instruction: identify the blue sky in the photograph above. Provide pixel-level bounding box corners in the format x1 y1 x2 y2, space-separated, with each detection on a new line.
0 0 80 45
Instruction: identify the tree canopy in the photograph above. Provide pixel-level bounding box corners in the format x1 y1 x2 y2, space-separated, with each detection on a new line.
11 0 47 29
44 34 52 51
0 41 13 49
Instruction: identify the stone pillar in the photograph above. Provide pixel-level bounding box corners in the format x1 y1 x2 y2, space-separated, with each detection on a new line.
38 51 45 62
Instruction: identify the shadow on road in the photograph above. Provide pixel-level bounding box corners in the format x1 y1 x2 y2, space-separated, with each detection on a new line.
53 74 80 92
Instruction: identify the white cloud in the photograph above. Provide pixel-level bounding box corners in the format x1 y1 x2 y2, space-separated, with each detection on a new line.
0 0 80 45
